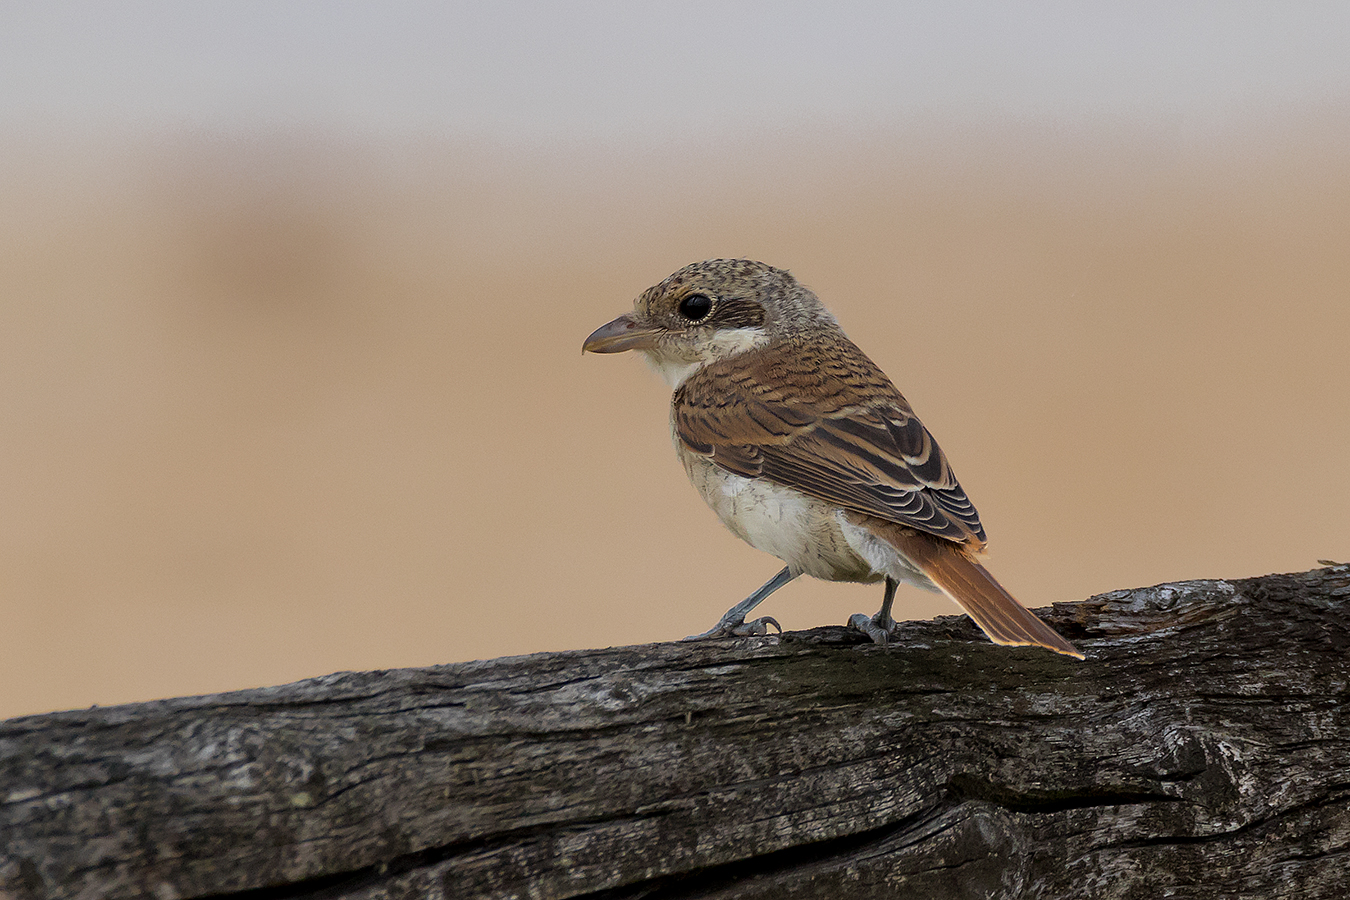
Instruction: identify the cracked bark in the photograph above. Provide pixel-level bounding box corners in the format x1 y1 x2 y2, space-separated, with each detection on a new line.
3 564 1350 900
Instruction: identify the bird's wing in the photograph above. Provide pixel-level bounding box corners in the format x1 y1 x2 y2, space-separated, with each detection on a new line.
673 334 987 546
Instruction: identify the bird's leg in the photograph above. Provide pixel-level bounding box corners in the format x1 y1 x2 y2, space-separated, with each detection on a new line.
683 566 796 639
848 576 900 645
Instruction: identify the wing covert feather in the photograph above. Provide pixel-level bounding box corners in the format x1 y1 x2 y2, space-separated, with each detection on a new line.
673 335 988 546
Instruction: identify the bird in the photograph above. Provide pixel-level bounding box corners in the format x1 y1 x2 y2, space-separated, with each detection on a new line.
583 259 1082 658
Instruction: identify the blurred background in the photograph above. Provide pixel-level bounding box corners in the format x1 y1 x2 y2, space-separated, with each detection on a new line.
2 2 1348 718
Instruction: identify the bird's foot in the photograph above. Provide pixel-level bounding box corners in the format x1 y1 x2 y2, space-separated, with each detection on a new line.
848 611 898 645
683 613 782 641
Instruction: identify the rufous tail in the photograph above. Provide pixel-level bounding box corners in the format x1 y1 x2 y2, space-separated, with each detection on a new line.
870 520 1084 659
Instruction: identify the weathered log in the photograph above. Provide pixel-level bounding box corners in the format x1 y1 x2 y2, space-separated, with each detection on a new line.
3 564 1349 900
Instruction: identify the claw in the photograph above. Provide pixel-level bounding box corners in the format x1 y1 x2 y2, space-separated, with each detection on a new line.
735 616 781 636
683 615 782 641
683 567 795 642
848 611 898 645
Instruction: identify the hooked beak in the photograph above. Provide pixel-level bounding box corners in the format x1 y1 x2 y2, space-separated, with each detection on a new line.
582 313 661 354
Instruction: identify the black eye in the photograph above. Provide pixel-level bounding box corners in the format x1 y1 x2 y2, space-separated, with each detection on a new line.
678 293 713 322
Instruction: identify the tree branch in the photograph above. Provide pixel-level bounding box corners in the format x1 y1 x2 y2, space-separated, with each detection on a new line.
4 565 1350 899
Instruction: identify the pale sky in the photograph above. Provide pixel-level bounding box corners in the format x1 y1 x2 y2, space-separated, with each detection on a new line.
3 2 1349 140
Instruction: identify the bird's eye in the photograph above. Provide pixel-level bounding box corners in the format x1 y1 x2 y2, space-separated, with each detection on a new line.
678 294 713 322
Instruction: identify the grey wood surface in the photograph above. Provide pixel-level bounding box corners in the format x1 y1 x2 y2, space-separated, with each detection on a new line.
3 564 1349 899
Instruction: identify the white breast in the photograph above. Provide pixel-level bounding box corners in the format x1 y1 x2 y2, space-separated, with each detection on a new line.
676 443 880 584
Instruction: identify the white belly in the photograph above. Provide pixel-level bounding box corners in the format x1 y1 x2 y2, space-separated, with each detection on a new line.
678 446 881 583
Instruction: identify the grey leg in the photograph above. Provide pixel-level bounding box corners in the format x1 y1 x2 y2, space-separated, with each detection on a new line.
683 566 797 640
848 576 900 645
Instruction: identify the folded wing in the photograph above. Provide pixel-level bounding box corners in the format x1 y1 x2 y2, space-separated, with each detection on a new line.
673 335 986 546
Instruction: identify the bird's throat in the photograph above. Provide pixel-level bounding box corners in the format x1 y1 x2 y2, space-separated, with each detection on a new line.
640 327 772 389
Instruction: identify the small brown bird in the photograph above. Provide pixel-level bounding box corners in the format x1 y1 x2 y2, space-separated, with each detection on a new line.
584 259 1081 658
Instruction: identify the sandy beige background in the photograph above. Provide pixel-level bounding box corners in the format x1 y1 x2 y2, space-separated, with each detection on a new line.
2 118 1347 718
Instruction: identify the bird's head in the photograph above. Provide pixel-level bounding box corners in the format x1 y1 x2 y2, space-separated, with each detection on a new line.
583 259 838 388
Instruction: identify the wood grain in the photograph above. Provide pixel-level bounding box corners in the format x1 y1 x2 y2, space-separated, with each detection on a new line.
4 564 1349 899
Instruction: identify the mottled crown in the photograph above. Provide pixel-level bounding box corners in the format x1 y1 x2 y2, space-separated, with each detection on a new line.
638 259 840 335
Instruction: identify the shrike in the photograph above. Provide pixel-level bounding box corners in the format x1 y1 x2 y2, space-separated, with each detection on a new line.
584 259 1081 658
